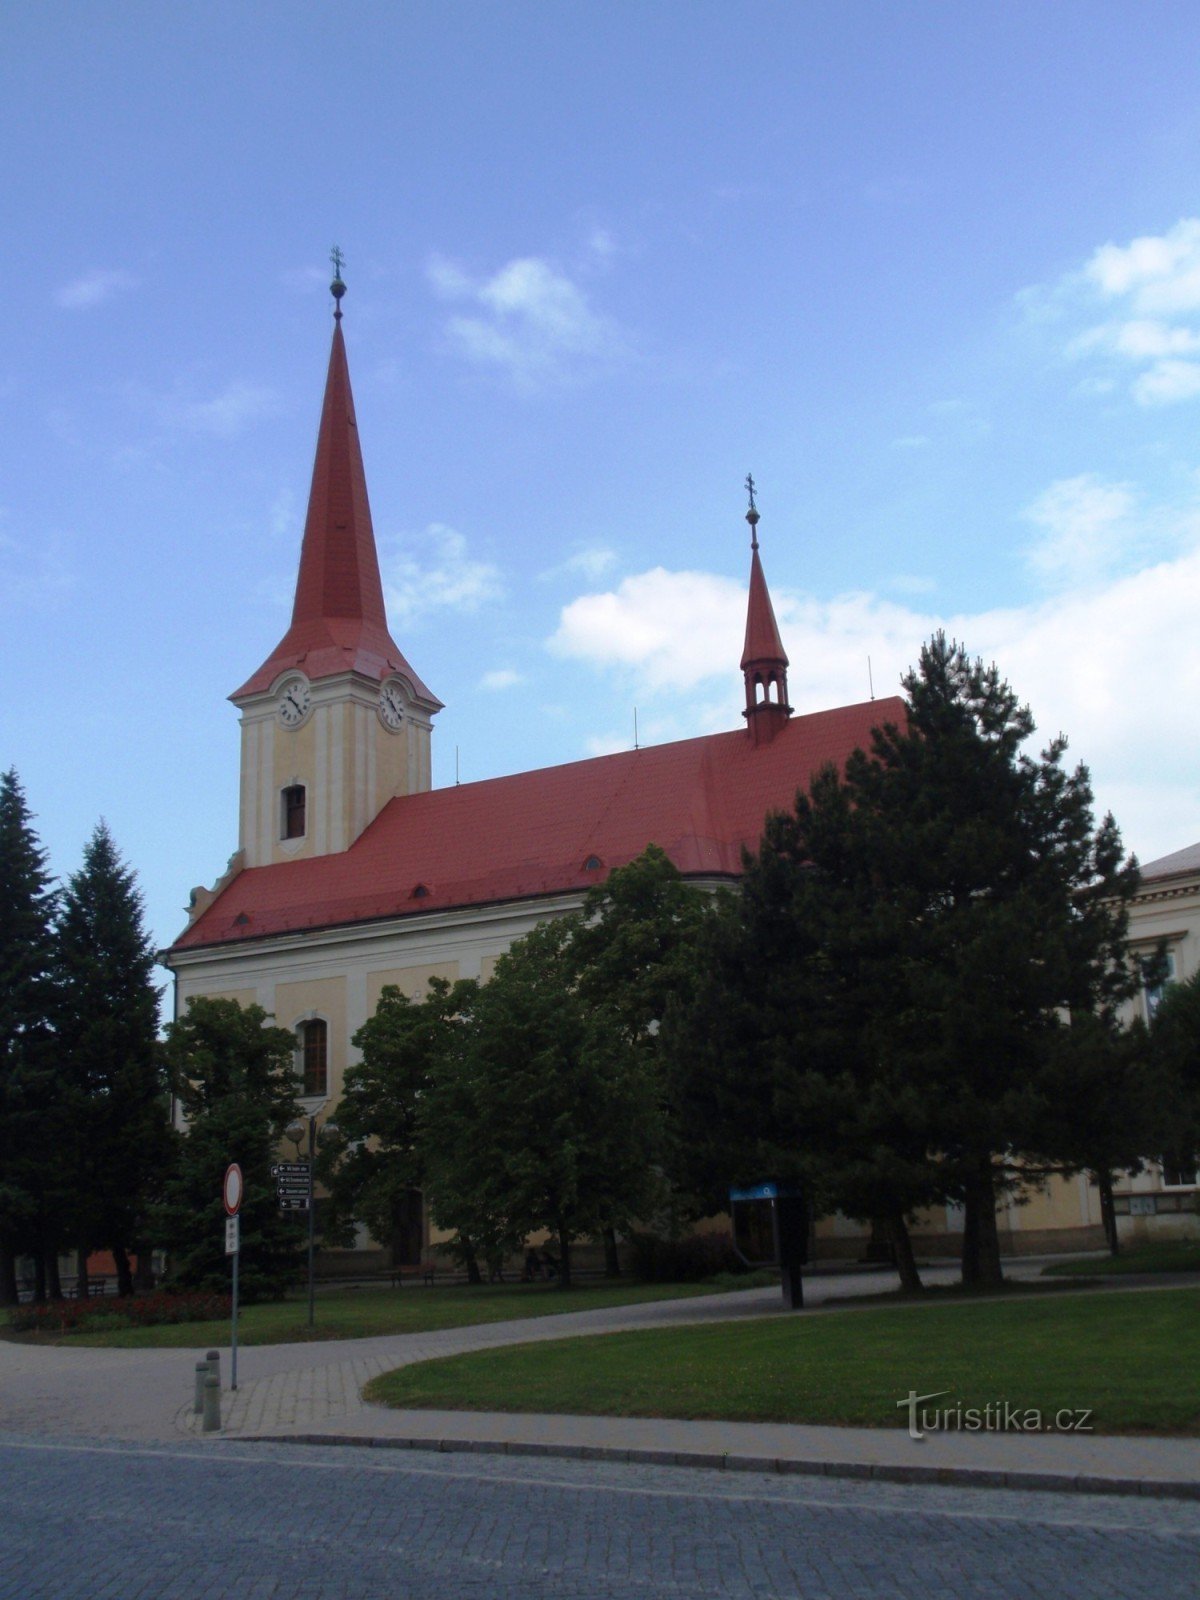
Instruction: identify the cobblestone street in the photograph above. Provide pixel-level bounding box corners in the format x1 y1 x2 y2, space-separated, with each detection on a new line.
3 1436 1199 1600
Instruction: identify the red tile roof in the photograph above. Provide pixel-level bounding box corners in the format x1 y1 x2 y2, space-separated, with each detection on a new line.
171 696 905 952
232 322 439 706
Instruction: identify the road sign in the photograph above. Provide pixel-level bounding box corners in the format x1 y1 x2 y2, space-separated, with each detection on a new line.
272 1162 310 1177
225 1215 240 1254
223 1163 243 1216
279 1197 309 1212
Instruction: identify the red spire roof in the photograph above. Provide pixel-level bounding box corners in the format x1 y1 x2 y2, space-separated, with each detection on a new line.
740 531 788 672
233 319 439 706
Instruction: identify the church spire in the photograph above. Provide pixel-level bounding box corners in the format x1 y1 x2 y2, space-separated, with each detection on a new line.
740 476 791 744
232 260 439 708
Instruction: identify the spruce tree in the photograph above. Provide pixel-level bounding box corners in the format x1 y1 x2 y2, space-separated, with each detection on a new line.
57 822 171 1294
0 770 62 1303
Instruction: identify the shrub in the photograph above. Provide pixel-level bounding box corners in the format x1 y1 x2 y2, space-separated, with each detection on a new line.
9 1290 230 1336
627 1229 747 1282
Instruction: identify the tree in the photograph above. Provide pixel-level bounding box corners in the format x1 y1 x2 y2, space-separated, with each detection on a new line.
1148 970 1200 1187
668 636 1140 1289
320 978 464 1271
155 998 303 1300
56 823 172 1294
421 917 667 1287
0 770 65 1303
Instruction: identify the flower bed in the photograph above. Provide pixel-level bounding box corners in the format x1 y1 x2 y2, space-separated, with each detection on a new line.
9 1290 231 1335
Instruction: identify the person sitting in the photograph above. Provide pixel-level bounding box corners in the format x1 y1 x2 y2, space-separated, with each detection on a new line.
521 1247 542 1282
539 1248 559 1280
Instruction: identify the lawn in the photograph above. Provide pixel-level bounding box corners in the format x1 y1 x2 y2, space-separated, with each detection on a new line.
1042 1240 1200 1276
364 1285 1200 1434
2 1278 748 1349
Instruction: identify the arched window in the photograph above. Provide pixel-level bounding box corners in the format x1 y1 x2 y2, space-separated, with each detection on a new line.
298 1018 327 1098
281 785 306 840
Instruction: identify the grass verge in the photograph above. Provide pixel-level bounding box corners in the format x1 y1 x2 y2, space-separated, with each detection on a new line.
364 1285 1200 1434
2 1278 754 1349
1042 1240 1200 1276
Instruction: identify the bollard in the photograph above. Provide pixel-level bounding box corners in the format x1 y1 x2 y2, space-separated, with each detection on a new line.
193 1361 209 1414
206 1349 221 1388
202 1373 221 1432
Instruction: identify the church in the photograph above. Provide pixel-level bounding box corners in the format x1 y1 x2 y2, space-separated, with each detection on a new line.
163 271 1110 1265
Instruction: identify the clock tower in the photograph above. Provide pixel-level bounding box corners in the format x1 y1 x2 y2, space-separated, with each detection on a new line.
229 264 442 869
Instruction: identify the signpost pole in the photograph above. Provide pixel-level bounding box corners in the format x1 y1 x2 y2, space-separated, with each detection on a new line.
231 1217 240 1390
306 1123 316 1329
223 1163 244 1396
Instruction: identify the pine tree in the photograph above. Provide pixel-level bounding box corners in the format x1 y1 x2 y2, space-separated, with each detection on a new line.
57 822 171 1294
0 770 63 1303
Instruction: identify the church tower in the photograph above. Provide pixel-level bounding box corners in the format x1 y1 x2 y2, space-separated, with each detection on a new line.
740 479 792 745
230 261 442 868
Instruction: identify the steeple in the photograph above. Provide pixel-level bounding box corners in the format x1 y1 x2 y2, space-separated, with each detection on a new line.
233 265 439 709
740 476 791 745
226 258 441 871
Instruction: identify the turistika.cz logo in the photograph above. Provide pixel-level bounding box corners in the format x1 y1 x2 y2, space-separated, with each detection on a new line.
897 1390 1094 1441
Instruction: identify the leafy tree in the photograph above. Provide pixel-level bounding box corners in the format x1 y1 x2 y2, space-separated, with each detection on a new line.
56 823 172 1294
0 770 65 1303
421 918 666 1287
155 998 303 1301
1148 970 1200 1187
320 978 464 1271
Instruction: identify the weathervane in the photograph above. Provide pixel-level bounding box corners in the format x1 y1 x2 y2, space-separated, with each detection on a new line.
330 245 347 319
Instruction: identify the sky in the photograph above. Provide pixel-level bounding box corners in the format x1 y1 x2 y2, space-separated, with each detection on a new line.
3 1 1200 973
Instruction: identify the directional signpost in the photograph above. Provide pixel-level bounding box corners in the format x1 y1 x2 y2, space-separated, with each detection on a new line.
223 1163 243 1391
272 1161 311 1211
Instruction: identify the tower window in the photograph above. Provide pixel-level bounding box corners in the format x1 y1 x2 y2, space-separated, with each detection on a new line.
298 1018 328 1098
282 785 306 839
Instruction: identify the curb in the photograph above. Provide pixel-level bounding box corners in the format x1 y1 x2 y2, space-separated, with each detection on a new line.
238 1431 1200 1502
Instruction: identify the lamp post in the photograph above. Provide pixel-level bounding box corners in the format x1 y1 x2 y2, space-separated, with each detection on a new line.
285 1112 339 1328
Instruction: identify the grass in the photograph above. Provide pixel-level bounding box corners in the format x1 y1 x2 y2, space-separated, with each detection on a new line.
364 1285 1200 1434
1042 1240 1200 1276
1 1277 754 1349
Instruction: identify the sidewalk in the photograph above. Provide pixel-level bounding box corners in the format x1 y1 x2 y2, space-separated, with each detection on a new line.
4 1265 1196 1499
166 1265 1200 1501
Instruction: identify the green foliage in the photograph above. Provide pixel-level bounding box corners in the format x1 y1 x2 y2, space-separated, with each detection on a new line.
9 1288 229 1335
0 770 64 1299
625 1229 746 1282
155 997 303 1301
320 978 464 1263
1148 969 1200 1171
56 822 172 1282
667 635 1142 1285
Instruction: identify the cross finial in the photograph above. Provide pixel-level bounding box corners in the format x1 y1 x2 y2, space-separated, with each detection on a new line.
330 245 347 320
745 472 760 547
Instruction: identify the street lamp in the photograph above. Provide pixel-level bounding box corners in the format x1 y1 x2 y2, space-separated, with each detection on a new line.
285 1112 339 1328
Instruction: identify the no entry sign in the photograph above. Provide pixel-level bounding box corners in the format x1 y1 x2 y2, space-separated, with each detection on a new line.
223 1163 244 1216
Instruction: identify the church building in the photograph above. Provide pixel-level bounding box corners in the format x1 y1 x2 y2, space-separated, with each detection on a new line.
163 273 1107 1264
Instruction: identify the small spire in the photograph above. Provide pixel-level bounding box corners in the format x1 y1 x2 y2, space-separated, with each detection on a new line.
745 472 760 550
330 245 347 322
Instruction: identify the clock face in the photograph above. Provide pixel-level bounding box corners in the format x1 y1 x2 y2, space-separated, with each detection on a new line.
277 678 311 728
378 681 405 731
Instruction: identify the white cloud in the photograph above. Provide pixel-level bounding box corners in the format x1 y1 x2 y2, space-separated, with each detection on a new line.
480 668 524 691
1046 220 1200 405
54 269 137 310
383 524 503 623
1023 474 1138 587
177 382 280 438
549 527 1200 863
539 546 619 583
427 253 624 391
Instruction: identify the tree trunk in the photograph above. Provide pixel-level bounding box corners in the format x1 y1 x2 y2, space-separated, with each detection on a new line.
1096 1170 1119 1256
602 1225 621 1278
557 1226 572 1290
113 1243 134 1297
133 1240 156 1292
0 1246 17 1306
75 1247 90 1301
962 1158 1004 1289
47 1251 63 1301
463 1242 483 1286
885 1212 923 1292
33 1246 47 1304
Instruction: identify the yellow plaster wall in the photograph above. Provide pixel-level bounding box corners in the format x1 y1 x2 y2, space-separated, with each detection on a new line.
367 962 461 1011
480 954 500 983
181 985 258 1010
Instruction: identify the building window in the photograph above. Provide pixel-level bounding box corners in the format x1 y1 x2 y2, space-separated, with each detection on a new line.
298 1018 327 1098
1160 1151 1199 1188
282 785 306 840
1142 949 1177 1023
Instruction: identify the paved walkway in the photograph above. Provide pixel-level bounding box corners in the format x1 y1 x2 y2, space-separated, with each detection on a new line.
3 1262 1197 1500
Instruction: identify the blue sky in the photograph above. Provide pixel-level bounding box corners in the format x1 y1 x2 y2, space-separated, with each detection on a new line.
4 1 1200 964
